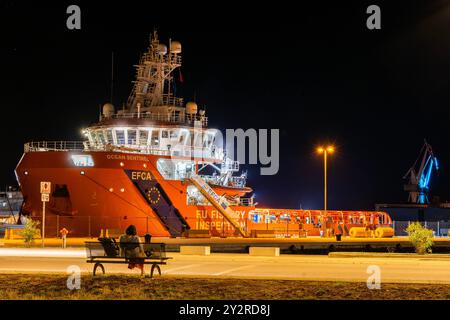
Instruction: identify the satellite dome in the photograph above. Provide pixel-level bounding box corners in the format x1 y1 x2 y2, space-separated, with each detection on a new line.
158 44 167 55
186 101 198 114
102 103 115 117
171 41 182 54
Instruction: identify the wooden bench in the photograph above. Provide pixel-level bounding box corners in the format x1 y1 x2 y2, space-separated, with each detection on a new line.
85 239 171 278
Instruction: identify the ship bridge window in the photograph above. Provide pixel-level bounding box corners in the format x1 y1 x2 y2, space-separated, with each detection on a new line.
162 130 169 139
90 131 98 144
169 130 179 139
139 130 149 145
106 130 113 144
71 155 94 167
128 130 137 145
151 130 159 147
203 134 214 147
157 158 194 180
116 130 125 144
97 131 106 144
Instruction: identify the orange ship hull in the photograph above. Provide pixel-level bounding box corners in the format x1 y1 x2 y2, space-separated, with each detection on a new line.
15 151 392 238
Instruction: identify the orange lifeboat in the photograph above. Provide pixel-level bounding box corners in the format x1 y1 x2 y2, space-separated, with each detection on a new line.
209 183 253 197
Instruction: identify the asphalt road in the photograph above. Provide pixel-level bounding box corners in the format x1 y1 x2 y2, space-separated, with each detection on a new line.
0 249 449 284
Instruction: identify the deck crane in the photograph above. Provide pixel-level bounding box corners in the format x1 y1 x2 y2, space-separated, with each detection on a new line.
403 140 439 204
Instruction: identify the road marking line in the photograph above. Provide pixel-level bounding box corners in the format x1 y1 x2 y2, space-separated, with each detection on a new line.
0 268 72 273
162 264 200 274
212 264 256 276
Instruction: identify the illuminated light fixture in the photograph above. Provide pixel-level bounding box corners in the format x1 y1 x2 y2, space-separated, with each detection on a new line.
24 171 28 175
143 163 148 168
120 188 125 193
315 144 336 211
109 188 114 192
120 162 124 167
80 171 85 175
316 145 335 154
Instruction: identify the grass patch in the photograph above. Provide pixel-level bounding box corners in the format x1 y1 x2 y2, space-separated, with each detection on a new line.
0 274 449 300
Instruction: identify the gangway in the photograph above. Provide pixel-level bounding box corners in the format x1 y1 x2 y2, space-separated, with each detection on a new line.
188 174 248 237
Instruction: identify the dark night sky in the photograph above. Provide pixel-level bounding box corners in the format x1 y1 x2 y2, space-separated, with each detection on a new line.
1 1 450 210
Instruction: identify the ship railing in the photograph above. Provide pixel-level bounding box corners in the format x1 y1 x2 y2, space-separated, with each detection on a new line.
103 112 208 127
142 52 182 66
161 94 184 107
198 174 247 189
24 141 86 152
85 142 224 160
229 176 247 188
24 140 224 160
224 197 253 207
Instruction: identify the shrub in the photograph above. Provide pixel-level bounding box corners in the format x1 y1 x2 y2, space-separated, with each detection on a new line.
406 222 434 254
21 219 40 247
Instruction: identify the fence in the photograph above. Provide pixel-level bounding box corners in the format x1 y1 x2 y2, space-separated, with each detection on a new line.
393 220 450 237
13 216 450 238
27 215 167 238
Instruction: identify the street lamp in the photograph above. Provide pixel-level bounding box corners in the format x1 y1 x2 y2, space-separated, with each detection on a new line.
316 145 335 211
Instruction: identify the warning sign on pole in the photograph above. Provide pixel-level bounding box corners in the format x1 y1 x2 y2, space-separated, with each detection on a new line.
40 181 51 194
41 193 50 202
40 181 51 248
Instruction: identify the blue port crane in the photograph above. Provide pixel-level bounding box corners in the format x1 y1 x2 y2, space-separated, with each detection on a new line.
403 140 439 204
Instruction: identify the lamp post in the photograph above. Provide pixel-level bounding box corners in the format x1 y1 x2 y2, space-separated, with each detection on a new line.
316 146 335 211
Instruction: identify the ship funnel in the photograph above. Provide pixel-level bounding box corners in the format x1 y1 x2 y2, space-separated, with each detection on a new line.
102 103 115 118
186 101 198 114
170 41 182 54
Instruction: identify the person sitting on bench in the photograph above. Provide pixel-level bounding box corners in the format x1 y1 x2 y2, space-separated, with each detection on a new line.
119 225 145 275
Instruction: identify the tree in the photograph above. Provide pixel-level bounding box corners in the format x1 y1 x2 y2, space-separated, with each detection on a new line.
406 222 434 254
21 219 40 247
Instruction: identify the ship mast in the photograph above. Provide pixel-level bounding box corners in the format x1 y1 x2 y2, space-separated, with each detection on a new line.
126 31 183 113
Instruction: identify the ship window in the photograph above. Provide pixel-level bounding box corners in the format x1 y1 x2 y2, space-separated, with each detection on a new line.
106 130 113 144
128 130 137 145
139 130 148 145
162 130 169 138
174 110 181 121
157 158 194 180
98 131 106 144
90 131 98 144
151 130 159 147
169 130 178 139
71 155 94 167
116 130 125 144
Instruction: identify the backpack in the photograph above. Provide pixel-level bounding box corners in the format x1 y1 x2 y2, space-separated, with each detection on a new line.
98 237 119 257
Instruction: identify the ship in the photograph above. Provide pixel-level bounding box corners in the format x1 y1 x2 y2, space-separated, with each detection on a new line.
15 31 392 238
